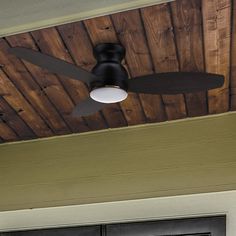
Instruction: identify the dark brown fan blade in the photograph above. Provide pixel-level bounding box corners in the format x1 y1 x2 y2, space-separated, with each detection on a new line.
128 72 224 94
8 47 100 85
72 97 108 116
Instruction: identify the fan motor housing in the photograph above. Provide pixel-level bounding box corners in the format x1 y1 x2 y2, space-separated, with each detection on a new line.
90 43 128 91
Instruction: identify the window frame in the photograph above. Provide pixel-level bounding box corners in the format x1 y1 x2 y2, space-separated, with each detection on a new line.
105 216 226 236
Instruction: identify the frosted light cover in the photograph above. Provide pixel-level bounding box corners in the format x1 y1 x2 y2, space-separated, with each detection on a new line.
90 87 128 103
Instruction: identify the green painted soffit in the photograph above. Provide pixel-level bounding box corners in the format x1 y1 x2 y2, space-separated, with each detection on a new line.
0 112 236 211
0 0 173 37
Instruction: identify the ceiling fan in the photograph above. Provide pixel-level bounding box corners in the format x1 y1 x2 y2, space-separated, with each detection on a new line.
8 43 224 116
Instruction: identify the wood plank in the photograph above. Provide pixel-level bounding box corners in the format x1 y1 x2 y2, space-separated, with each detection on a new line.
0 97 35 140
0 119 18 142
6 33 89 133
0 69 51 138
111 10 167 123
31 28 107 130
84 16 146 125
0 39 63 136
57 22 127 128
141 4 187 120
202 0 231 114
0 112 236 211
170 0 207 117
231 0 236 110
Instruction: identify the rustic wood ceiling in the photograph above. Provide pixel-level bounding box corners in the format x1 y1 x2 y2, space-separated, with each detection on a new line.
0 0 235 143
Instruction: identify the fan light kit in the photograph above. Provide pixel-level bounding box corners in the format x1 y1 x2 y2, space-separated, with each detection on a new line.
8 43 224 117
90 87 128 103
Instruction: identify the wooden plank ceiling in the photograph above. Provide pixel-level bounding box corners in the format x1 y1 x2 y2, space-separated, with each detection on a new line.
0 0 234 143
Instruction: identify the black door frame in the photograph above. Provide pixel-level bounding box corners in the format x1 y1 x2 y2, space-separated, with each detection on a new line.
106 216 226 236
0 216 226 236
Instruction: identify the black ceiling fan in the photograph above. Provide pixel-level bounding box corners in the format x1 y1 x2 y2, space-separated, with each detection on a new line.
8 43 224 116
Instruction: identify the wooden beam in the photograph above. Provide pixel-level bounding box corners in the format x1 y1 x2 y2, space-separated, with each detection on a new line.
202 0 231 114
0 112 235 211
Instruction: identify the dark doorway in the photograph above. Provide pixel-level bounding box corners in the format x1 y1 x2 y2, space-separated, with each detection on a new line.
0 216 225 236
106 216 226 236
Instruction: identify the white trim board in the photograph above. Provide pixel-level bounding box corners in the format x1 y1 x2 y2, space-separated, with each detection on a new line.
0 190 236 235
0 0 173 37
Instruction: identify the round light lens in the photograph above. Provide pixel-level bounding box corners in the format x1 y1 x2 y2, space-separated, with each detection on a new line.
90 87 128 103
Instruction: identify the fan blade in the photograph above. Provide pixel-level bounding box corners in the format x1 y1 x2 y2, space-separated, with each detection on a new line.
72 97 107 116
8 47 100 85
128 72 224 94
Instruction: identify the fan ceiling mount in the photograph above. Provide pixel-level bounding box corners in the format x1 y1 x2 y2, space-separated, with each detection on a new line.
8 43 224 117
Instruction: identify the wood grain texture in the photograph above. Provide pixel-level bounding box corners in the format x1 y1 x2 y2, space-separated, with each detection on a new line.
84 16 146 125
111 10 167 122
31 28 107 131
0 97 35 139
57 22 127 128
0 68 53 138
170 0 207 117
6 33 88 133
0 39 69 135
202 0 231 114
231 0 236 110
0 0 234 142
0 119 18 141
141 4 187 120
